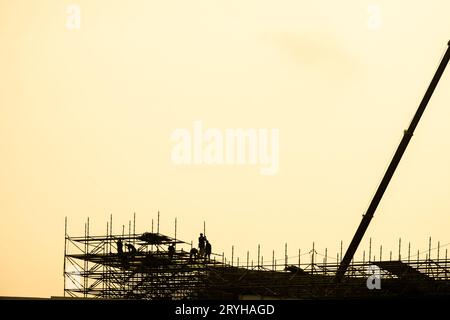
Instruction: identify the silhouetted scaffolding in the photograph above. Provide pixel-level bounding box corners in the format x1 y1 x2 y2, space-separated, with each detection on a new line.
63 217 450 299
64 223 223 299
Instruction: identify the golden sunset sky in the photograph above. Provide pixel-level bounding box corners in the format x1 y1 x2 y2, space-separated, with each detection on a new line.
1 0 449 297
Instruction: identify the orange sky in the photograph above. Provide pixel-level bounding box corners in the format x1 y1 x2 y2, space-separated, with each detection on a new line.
1 0 449 297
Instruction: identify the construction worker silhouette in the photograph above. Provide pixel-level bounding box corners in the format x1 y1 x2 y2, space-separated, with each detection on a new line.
205 240 212 261
198 233 206 257
117 239 123 255
168 243 175 259
190 247 198 261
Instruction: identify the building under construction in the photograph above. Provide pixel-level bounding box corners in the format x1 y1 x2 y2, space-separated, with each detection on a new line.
64 41 450 299
63 216 450 299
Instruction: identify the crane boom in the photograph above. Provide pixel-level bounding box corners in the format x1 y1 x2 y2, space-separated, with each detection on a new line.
334 41 450 283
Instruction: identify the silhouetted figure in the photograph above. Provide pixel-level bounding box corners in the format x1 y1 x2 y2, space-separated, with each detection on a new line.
190 248 198 261
205 240 212 261
168 244 175 259
116 239 129 269
125 243 137 254
198 233 206 256
117 239 123 255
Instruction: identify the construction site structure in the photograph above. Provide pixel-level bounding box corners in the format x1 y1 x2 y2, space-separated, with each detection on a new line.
64 41 450 300
64 217 450 299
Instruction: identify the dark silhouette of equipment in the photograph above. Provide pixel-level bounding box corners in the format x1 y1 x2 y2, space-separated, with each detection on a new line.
335 41 450 283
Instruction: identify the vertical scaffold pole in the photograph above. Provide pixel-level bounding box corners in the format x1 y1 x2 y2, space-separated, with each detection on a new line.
63 217 67 297
174 218 177 245
232 246 234 267
133 212 136 246
298 249 301 267
272 250 275 270
408 242 411 264
257 245 260 269
157 211 160 234
437 241 440 261
284 243 288 267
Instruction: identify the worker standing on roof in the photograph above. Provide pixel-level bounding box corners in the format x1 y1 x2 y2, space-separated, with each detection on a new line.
117 238 123 255
117 238 129 269
205 240 212 261
189 248 198 261
198 233 206 257
168 243 175 259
